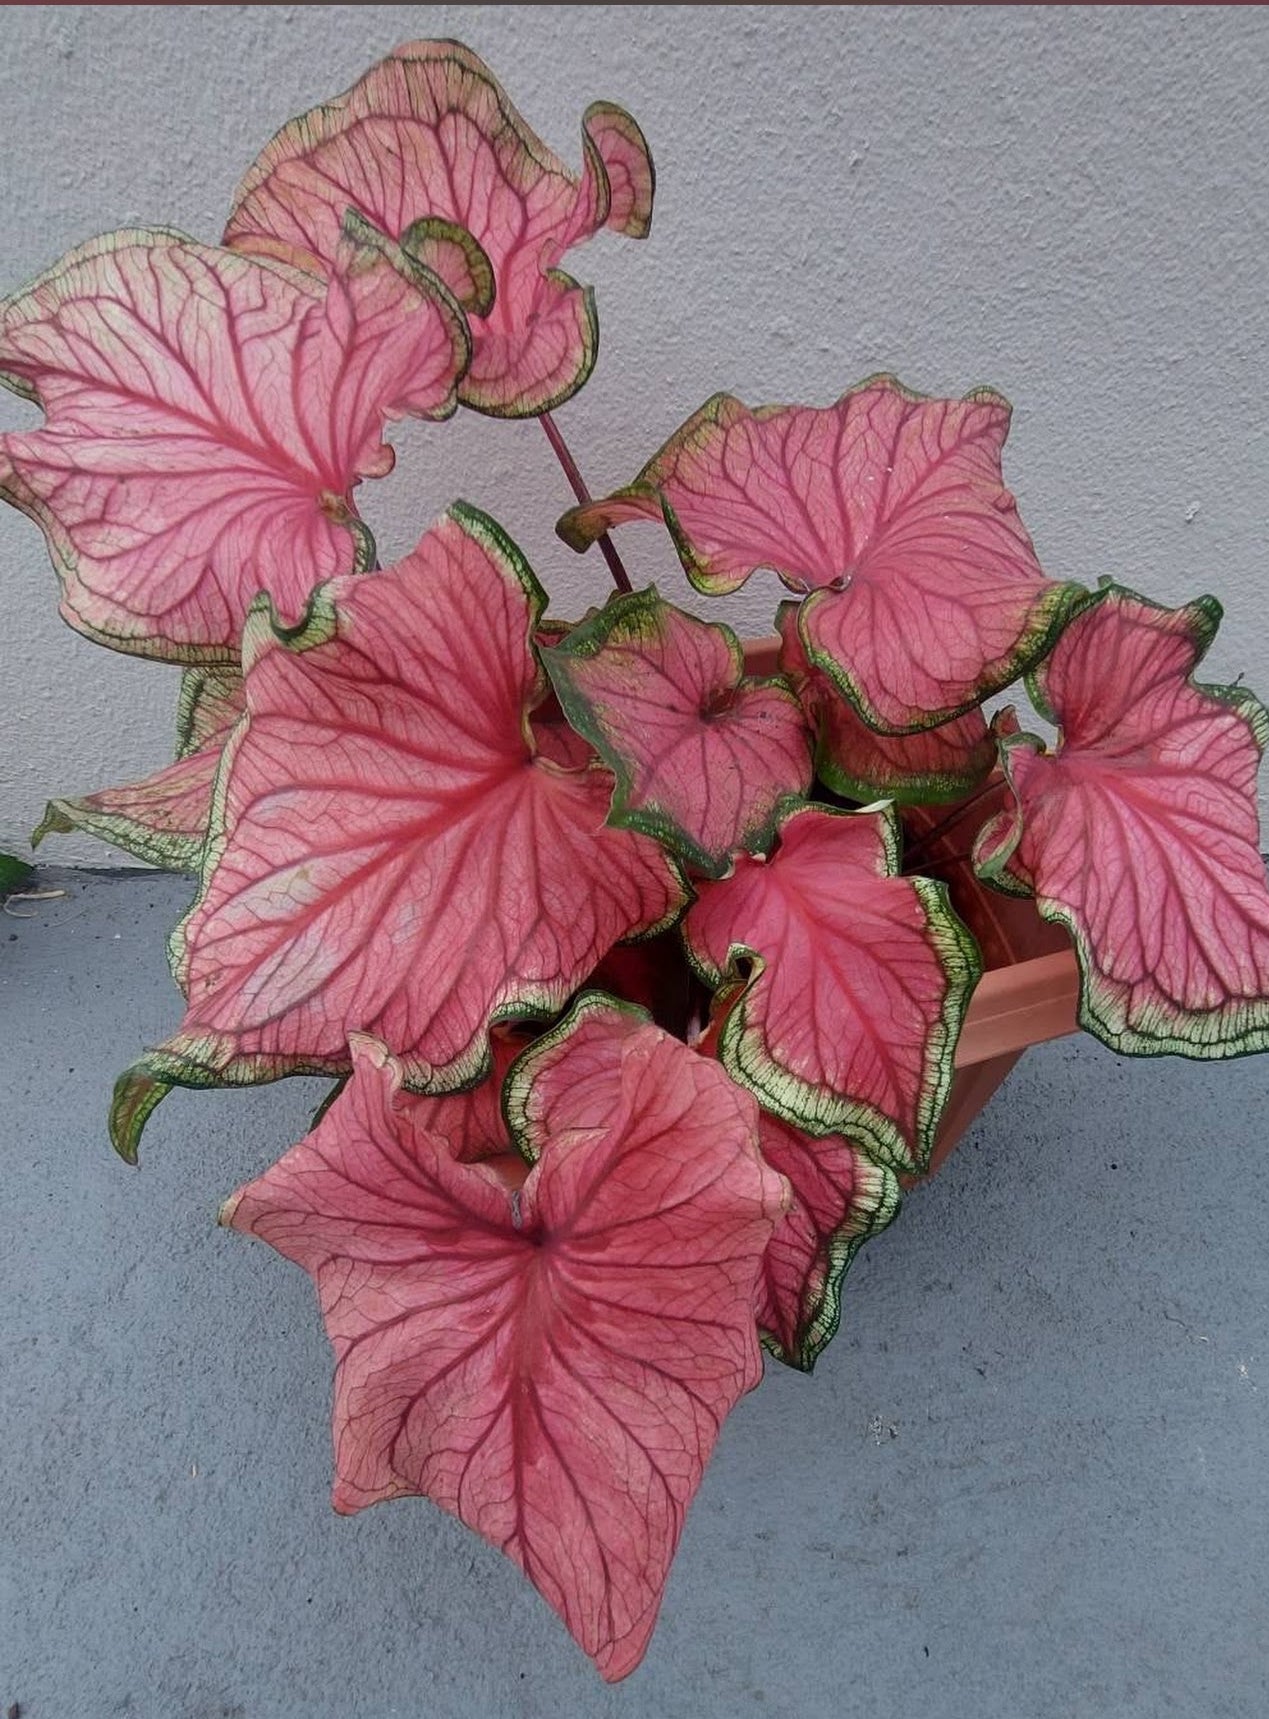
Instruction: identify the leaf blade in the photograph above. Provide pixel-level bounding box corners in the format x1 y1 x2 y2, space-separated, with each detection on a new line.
127 507 685 1113
543 588 812 877
683 804 982 1171
559 379 1090 731
973 586 1269 1057
223 1008 784 1679
224 41 653 418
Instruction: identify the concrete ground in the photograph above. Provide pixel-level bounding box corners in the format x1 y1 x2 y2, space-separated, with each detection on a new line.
2 869 1267 1719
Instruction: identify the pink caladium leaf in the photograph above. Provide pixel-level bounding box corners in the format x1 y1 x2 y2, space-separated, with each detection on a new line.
559 378 1090 732
775 601 994 804
112 504 685 1156
224 40 654 418
973 585 1269 1057
33 667 246 870
541 587 812 877
682 804 981 1171
0 218 469 660
750 1110 900 1371
406 1027 527 1162
221 1001 786 1680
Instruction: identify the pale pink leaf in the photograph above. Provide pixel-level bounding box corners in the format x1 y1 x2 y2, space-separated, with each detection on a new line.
126 505 685 1100
559 379 1088 732
0 222 468 659
33 667 246 869
576 103 656 239
222 1005 786 1680
224 41 654 418
34 749 220 872
542 587 812 876
973 586 1269 1056
682 805 981 1171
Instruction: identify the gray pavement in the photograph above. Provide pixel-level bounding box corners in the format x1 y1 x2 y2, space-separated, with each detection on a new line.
2 870 1267 1719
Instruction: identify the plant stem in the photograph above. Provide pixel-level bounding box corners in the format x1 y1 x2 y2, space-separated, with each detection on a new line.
539 411 633 594
903 779 1004 869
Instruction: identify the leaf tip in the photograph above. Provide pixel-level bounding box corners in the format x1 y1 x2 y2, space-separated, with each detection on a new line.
217 1189 244 1229
30 801 72 850
109 1066 171 1165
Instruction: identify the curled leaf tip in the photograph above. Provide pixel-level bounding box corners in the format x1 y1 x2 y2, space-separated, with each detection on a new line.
109 1068 172 1165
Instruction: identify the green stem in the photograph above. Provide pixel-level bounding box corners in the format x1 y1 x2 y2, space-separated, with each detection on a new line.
539 411 633 594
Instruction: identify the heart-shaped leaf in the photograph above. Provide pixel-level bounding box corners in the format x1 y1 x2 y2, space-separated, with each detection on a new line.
776 601 993 804
750 1109 900 1371
221 1001 786 1681
33 668 246 870
974 585 1269 1056
542 588 812 877
0 220 469 660
118 504 685 1127
682 804 981 1171
224 40 654 418
558 378 1089 732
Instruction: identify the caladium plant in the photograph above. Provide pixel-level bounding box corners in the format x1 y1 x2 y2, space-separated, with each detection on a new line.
6 36 1269 1683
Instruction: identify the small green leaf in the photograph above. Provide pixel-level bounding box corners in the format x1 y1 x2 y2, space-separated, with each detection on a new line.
0 851 34 895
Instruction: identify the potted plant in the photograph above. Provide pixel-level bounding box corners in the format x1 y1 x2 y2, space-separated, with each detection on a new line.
4 39 1266 1683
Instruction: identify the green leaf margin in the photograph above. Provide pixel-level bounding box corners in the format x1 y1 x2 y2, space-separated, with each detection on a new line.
32 794 202 874
502 989 653 1166
759 1129 901 1374
974 583 1269 1060
799 576 1104 739
775 600 996 806
541 586 812 879
682 804 983 1173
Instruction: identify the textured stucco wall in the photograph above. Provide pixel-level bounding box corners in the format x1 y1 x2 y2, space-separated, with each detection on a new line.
2 4 1267 861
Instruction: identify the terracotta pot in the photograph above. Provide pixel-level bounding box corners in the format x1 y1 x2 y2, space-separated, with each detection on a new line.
742 636 1080 1173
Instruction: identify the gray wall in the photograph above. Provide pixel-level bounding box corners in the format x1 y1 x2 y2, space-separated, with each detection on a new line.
2 4 1267 861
